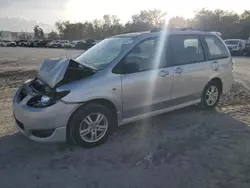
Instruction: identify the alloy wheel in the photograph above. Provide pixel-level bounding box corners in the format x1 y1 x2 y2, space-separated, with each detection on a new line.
79 113 108 143
205 85 219 106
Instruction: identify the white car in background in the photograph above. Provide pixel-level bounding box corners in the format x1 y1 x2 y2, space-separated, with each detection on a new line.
60 40 74 48
47 40 74 48
224 39 246 55
0 40 7 47
0 40 16 47
71 40 79 48
46 40 59 48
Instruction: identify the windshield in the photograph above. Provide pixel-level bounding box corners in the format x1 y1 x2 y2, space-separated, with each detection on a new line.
225 40 239 45
76 37 133 70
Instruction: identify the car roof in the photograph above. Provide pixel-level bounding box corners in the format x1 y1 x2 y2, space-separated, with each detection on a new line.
225 39 241 41
113 31 150 38
111 29 216 39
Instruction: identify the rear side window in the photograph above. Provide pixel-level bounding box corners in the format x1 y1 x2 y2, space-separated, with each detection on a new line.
168 35 205 66
204 35 229 60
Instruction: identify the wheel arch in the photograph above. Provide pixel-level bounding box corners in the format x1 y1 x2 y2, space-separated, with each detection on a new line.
66 98 118 142
209 77 223 93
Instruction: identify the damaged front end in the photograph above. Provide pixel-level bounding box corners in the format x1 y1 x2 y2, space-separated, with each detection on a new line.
18 59 96 108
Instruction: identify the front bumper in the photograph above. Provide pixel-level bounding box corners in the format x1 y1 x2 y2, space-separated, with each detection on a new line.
13 87 79 142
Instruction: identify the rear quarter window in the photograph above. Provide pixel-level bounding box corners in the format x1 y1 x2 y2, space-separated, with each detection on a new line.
204 35 229 60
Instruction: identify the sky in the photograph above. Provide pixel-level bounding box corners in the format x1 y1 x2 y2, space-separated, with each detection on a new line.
0 0 248 25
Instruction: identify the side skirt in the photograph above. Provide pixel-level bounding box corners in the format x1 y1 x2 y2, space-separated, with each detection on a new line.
118 99 200 126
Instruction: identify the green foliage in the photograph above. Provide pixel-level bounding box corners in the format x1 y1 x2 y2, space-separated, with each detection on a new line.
48 30 59 40
49 9 250 40
34 25 45 39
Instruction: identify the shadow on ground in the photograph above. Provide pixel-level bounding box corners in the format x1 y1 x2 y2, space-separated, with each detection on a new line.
1 106 250 188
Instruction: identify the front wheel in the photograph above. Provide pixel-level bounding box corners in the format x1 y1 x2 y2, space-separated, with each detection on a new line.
68 103 116 148
199 81 221 109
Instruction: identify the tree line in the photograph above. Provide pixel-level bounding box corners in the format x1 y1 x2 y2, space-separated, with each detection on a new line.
27 8 250 40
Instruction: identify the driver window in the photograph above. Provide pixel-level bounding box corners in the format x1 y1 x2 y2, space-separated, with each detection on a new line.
122 38 157 73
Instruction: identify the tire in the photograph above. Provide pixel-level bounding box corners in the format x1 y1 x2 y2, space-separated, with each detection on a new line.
199 81 221 109
68 103 116 148
21 43 24 47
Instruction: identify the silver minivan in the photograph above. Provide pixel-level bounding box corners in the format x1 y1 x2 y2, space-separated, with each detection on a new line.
13 29 233 147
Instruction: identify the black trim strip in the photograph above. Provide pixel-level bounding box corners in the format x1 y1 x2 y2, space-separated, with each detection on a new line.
123 93 200 118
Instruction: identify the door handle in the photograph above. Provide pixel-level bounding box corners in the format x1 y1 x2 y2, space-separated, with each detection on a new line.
175 67 183 74
158 70 169 77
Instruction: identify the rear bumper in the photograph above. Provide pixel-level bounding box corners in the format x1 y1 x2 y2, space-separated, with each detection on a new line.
222 75 233 94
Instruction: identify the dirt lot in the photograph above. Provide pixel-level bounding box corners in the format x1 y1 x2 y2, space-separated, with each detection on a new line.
1 47 250 188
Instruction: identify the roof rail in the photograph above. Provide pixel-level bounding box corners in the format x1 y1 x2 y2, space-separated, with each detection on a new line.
150 28 222 36
150 27 199 32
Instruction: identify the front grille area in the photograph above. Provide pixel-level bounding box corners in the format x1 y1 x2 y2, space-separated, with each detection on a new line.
15 118 24 130
18 79 48 103
31 129 55 138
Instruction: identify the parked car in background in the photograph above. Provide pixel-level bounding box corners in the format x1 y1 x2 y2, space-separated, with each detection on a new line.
46 40 58 48
75 40 85 49
40 40 52 47
49 40 62 48
61 40 74 48
24 40 35 47
31 40 42 47
16 40 29 46
0 40 7 47
71 40 79 48
75 39 96 50
48 40 70 48
0 40 16 47
224 39 246 55
245 40 250 56
13 29 233 147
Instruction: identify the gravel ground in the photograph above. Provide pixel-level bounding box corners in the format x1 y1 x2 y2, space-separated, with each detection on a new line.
1 47 250 188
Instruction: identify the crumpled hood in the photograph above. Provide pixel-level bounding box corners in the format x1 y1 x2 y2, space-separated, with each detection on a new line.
37 59 95 88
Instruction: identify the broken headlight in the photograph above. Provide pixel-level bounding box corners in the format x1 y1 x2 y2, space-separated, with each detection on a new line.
27 90 70 108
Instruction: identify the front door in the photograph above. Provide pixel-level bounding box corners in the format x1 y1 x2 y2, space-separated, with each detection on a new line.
117 37 173 119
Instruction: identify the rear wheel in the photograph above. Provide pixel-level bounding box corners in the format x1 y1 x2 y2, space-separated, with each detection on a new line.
199 81 221 109
68 103 116 148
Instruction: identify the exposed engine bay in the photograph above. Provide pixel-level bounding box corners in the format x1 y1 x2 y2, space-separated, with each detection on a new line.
18 59 96 107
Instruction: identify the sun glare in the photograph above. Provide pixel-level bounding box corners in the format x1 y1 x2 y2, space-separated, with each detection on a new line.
65 0 83 21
